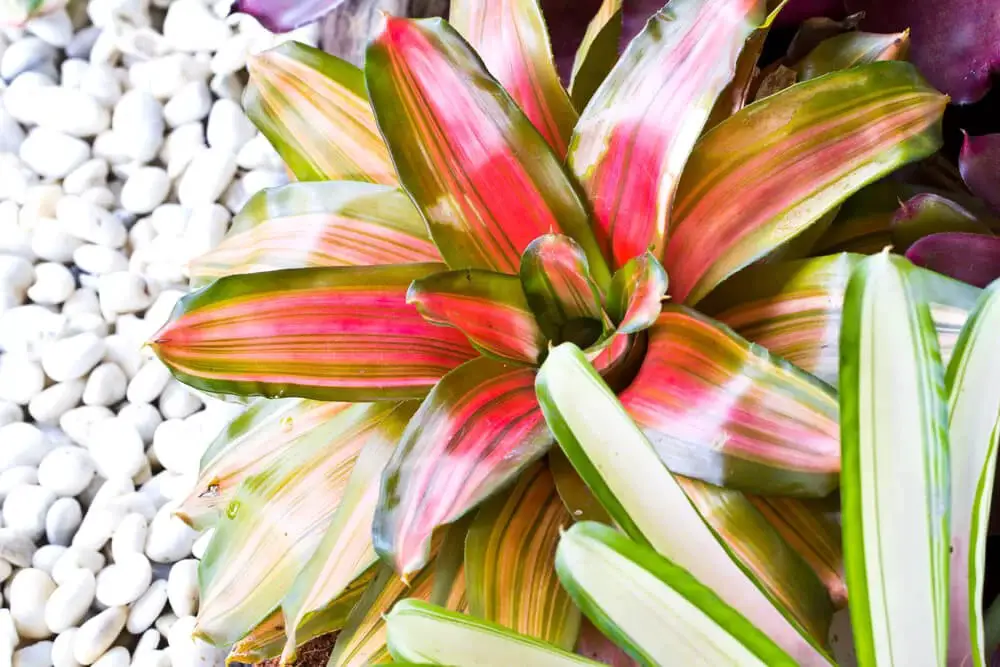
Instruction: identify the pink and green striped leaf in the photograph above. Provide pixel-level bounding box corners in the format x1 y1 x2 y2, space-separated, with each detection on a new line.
175 398 351 531
519 234 606 347
365 16 610 284
617 306 841 497
606 251 668 334
195 402 406 645
667 61 948 304
189 182 441 287
568 0 765 269
568 0 622 111
465 462 580 649
449 0 577 156
840 252 951 667
279 402 417 663
374 356 551 577
245 42 396 184
0 0 66 26
701 253 981 387
407 269 547 365
945 281 1000 667
793 30 910 80
536 343 833 664
150 264 477 401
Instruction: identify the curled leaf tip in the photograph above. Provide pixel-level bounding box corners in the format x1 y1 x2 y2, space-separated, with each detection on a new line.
232 0 346 33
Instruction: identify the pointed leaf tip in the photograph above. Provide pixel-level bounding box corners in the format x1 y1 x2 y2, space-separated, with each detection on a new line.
233 0 347 32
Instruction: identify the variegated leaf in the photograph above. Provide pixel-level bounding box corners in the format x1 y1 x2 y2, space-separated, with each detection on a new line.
794 30 910 80
568 0 622 111
606 250 668 334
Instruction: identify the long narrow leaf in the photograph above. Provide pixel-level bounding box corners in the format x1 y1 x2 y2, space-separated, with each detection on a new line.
536 343 832 664
548 449 611 524
556 521 798 666
667 61 947 304
151 264 477 401
365 16 609 284
945 281 1000 667
465 463 580 649
839 251 950 666
189 182 440 286
374 357 551 576
568 0 622 111
245 42 396 184
794 30 910 80
569 0 765 268
618 307 841 497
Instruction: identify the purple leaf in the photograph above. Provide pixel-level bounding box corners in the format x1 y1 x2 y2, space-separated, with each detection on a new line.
905 232 1000 288
772 0 846 28
959 133 1000 214
845 0 1000 104
232 0 347 33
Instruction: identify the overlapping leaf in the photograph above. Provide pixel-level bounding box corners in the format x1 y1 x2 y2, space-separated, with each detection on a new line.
374 356 551 576
667 61 947 304
840 252 950 667
189 182 440 286
793 30 910 80
945 281 1000 667
568 0 622 111
195 402 405 645
569 0 765 268
365 16 609 282
907 233 1000 289
556 521 798 666
960 133 1000 214
151 264 477 401
617 307 841 497
548 449 611 524
232 0 345 33
450 0 577 155
407 269 546 365
606 251 668 334
536 343 832 664
245 42 396 184
465 462 579 649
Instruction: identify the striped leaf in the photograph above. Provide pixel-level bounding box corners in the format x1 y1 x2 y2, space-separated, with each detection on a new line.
465 463 579 649
407 269 546 365
618 307 841 497
535 343 832 664
548 449 611 524
568 0 622 111
748 495 847 610
245 42 396 184
374 356 551 577
150 264 477 401
189 182 440 286
279 403 417 663
449 0 577 155
701 253 981 387
226 567 374 664
386 600 601 666
840 251 950 667
365 16 609 283
569 0 765 269
794 30 910 80
945 281 1000 667
606 251 668 334
667 61 947 304
175 398 350 531
519 234 606 347
195 403 407 645
556 521 798 666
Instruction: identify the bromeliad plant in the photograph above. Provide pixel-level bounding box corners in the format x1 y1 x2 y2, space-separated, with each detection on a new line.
148 0 999 665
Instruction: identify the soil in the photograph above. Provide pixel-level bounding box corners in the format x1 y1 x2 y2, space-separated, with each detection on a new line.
257 633 338 667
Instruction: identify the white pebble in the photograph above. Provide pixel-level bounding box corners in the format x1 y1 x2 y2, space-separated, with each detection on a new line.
157 382 201 420
206 98 255 154
59 406 113 448
0 401 22 428
100 336 142 379
119 168 169 215
125 579 167 635
26 260 75 305
0 610 19 664
51 547 104 586
19 129 90 179
87 418 145 482
0 527 37 567
163 81 211 127
0 467 39 503
180 203 229 260
167 615 224 666
31 219 84 263
63 160 109 195
1 37 57 80
115 403 160 446
40 333 106 382
95 552 151 607
56 197 126 248
72 606 126 665
25 10 73 48
0 305 67 358
125 360 170 405
9 568 56 640
13 639 54 667
163 0 230 52
209 71 242 101
51 628 80 667
190 528 213 560
128 54 206 101
177 148 236 206
81 363 126 407
91 646 129 667
38 447 96 497
3 484 56 540
111 91 163 164
0 103 27 154
145 503 197 563
79 64 121 108
166 559 198 617
110 513 146 562
31 544 66 575
97 271 151 315
73 245 127 276
6 85 109 137
44 568 94 633
28 380 85 424
0 255 34 295
0 356 45 405
45 497 82 546
161 123 205 179
152 613 176 638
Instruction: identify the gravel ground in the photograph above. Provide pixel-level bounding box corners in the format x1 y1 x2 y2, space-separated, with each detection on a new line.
0 1 320 664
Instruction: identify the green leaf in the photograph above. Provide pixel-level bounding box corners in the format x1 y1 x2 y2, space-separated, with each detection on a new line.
840 251 950 667
568 0 622 111
385 600 601 666
794 30 910 81
606 251 668 334
556 521 798 666
548 449 611 525
535 343 832 664
945 281 1000 667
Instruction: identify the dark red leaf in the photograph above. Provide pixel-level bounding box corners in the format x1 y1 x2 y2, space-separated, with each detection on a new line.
905 232 1000 288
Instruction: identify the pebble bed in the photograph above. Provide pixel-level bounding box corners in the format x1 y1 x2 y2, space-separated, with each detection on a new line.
0 1 321 664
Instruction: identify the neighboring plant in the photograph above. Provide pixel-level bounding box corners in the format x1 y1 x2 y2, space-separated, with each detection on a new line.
0 0 66 25
151 0 1000 665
